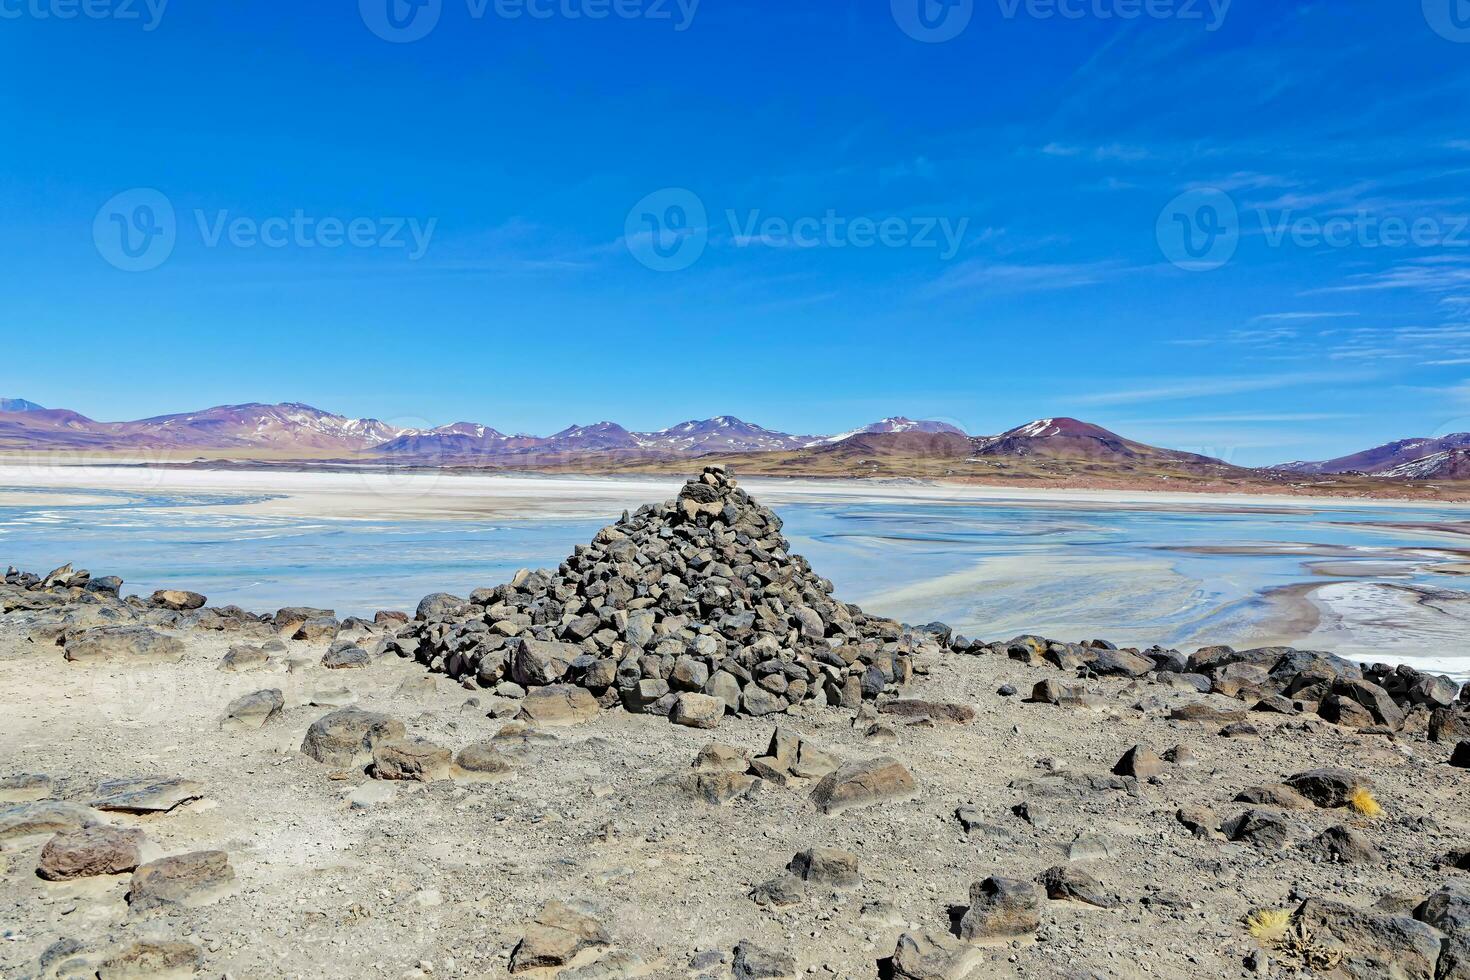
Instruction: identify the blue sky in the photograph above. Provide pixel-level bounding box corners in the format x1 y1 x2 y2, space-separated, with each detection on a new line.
4 0 1470 465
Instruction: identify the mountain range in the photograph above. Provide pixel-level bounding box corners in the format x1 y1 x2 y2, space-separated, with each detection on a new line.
3 397 1468 486
0 399 966 459
1278 433 1470 479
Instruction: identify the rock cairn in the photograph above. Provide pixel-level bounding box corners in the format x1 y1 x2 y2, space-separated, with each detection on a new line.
388 466 936 719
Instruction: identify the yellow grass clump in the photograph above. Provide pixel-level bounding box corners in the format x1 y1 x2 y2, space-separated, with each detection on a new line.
1246 908 1292 941
1348 786 1383 818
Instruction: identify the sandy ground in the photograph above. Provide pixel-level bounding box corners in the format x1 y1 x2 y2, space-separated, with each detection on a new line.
2 614 1466 980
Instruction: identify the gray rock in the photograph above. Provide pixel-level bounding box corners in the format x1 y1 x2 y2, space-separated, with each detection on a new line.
957 876 1041 941
810 757 916 815
63 626 185 665
127 850 236 911
1302 825 1381 864
888 931 983 980
0 801 100 842
92 776 204 814
731 939 796 979
786 847 858 888
1284 767 1371 808
1291 897 1442 979
220 689 285 731
1037 864 1121 908
300 708 405 767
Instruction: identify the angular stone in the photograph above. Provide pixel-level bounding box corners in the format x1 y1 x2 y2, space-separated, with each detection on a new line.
692 772 762 806
1089 648 1155 677
1037 865 1121 909
888 931 983 980
787 847 859 888
1222 809 1292 850
300 708 405 767
38 825 147 880
1234 783 1313 810
220 689 284 731
92 777 204 814
218 645 272 672
452 742 515 782
512 638 578 686
149 589 206 611
509 901 611 973
741 685 785 717
694 742 749 773
293 616 340 642
518 684 599 726
958 876 1042 942
750 875 806 908
127 850 236 911
731 940 797 980
810 757 916 815
371 737 451 782
321 646 369 669
1303 825 1381 864
1284 767 1371 808
670 692 725 729
64 626 185 665
1113 744 1164 779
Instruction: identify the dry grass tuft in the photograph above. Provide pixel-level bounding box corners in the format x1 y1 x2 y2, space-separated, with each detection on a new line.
1245 908 1292 941
1348 786 1383 818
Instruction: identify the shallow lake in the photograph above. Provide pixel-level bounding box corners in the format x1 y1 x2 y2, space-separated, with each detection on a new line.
3 480 1469 676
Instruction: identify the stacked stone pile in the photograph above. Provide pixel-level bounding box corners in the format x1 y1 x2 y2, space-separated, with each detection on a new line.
956 631 1468 735
388 466 938 719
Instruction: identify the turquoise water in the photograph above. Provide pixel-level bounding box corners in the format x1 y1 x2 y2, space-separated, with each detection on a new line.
3 485 1469 667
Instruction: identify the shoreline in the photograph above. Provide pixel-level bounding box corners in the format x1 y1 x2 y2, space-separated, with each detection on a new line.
5 464 1470 523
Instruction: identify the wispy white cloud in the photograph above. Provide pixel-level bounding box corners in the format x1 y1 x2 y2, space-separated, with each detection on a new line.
927 259 1126 295
1071 371 1370 407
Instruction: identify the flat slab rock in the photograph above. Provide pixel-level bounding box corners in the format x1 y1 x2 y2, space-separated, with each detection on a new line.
96 940 204 980
0 773 55 803
878 699 976 724
92 776 205 814
63 626 185 665
810 757 916 815
127 850 237 912
0 801 101 842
